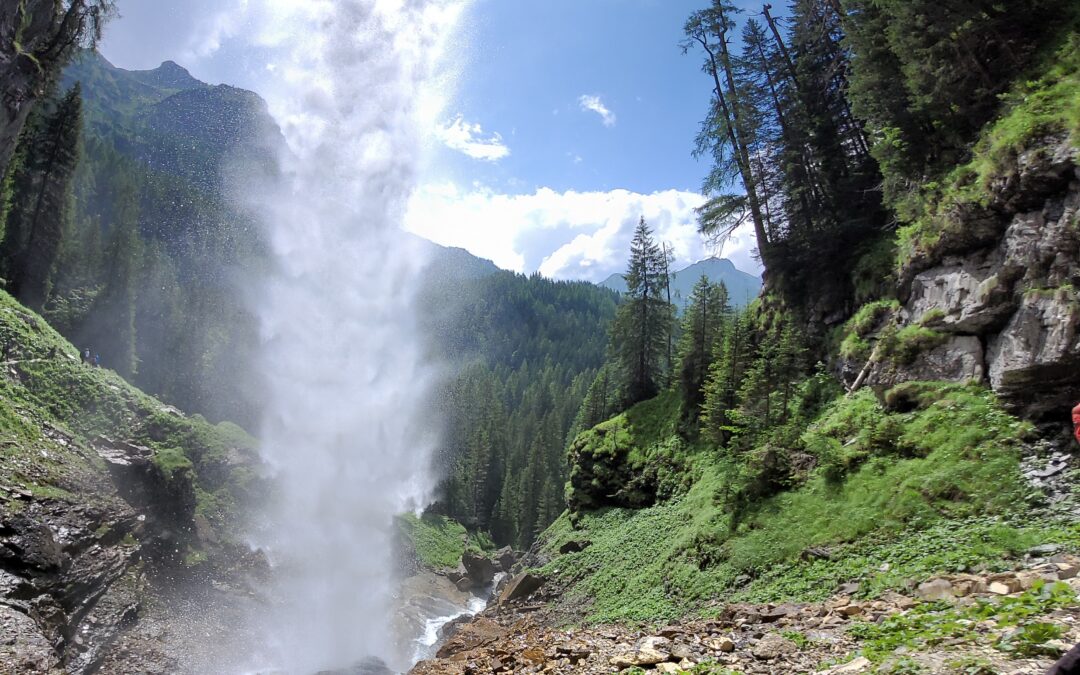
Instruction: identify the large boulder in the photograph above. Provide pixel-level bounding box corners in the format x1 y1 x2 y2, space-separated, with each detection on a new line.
461 551 496 588
497 572 545 605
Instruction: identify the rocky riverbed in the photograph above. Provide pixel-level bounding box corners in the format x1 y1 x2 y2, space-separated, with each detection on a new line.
412 554 1080 674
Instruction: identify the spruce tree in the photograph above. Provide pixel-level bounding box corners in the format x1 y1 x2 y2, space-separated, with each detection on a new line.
676 275 730 426
611 217 674 407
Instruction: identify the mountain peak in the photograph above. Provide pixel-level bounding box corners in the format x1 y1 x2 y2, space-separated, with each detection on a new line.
599 256 762 309
132 59 202 91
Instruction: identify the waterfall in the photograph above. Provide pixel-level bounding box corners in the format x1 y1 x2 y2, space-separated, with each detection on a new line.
233 1 467 672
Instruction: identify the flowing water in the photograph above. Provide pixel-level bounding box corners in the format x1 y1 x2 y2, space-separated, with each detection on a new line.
226 1 468 672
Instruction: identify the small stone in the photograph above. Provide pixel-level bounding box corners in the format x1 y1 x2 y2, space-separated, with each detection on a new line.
1055 563 1080 580
826 656 872 673
750 633 798 660
837 582 861 595
915 578 955 601
656 664 682 674
704 637 735 653
989 579 1022 595
1029 544 1063 557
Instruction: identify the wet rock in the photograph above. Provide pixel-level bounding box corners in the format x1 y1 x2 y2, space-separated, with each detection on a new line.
461 551 496 588
0 604 61 674
435 617 506 659
494 547 517 572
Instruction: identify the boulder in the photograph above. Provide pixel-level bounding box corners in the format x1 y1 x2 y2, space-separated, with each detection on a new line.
497 572 545 605
987 292 1080 416
907 262 1015 334
461 551 496 588
434 617 506 659
558 539 591 554
494 546 517 572
915 578 955 602
751 632 798 660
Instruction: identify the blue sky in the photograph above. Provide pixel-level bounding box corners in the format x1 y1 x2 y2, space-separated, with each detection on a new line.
100 0 765 280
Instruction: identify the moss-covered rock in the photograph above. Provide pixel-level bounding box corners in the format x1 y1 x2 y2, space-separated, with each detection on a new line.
565 393 682 513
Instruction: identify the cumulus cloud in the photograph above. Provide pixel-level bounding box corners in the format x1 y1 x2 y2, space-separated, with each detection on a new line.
405 183 761 281
578 95 616 127
435 115 511 161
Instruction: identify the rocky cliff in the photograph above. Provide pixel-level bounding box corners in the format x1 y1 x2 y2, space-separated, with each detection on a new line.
844 134 1079 420
0 289 260 673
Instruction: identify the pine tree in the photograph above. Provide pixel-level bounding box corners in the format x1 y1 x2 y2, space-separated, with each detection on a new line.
676 275 730 426
610 217 674 407
700 310 752 447
75 173 141 378
684 1 773 267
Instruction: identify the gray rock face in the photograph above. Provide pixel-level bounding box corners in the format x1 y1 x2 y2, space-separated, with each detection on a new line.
858 135 1080 418
988 292 1080 414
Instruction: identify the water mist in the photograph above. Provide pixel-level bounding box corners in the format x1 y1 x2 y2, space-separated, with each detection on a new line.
237 1 466 672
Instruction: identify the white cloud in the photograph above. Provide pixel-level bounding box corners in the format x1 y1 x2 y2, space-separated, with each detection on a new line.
578 95 616 127
434 115 510 162
405 183 761 282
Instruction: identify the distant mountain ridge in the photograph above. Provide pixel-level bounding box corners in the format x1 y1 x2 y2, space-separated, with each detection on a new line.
600 256 761 308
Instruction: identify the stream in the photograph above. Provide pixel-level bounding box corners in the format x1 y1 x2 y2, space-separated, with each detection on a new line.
396 572 504 667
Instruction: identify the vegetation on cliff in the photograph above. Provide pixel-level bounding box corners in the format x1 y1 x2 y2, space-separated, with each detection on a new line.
0 287 257 561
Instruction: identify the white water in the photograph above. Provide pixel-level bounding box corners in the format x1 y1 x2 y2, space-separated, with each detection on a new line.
232 1 467 672
411 596 487 663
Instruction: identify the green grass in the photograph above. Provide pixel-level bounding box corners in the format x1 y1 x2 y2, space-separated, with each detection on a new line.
839 300 900 361
396 512 471 569
537 384 1058 624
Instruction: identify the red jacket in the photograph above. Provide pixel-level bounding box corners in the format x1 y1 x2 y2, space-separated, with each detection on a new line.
1073 403 1080 445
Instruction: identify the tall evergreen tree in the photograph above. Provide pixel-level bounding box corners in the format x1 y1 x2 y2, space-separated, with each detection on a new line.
684 2 773 267
75 173 141 378
700 310 752 447
676 275 730 426
610 217 675 407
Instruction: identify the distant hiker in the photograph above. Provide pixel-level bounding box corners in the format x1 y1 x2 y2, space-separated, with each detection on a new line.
83 348 91 365
1073 402 1080 446
1048 643 1080 674
94 353 101 368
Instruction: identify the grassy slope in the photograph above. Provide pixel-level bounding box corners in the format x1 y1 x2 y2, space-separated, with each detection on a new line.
396 512 496 570
0 289 256 550
537 385 1078 624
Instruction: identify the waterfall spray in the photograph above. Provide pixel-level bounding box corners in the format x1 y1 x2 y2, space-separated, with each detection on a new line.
237 1 466 671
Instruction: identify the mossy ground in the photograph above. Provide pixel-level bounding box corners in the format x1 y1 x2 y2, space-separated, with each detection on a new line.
538 385 1074 624
396 512 494 569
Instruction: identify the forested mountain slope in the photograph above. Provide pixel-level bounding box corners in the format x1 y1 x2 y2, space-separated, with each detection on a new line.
422 271 619 548
1 51 273 429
